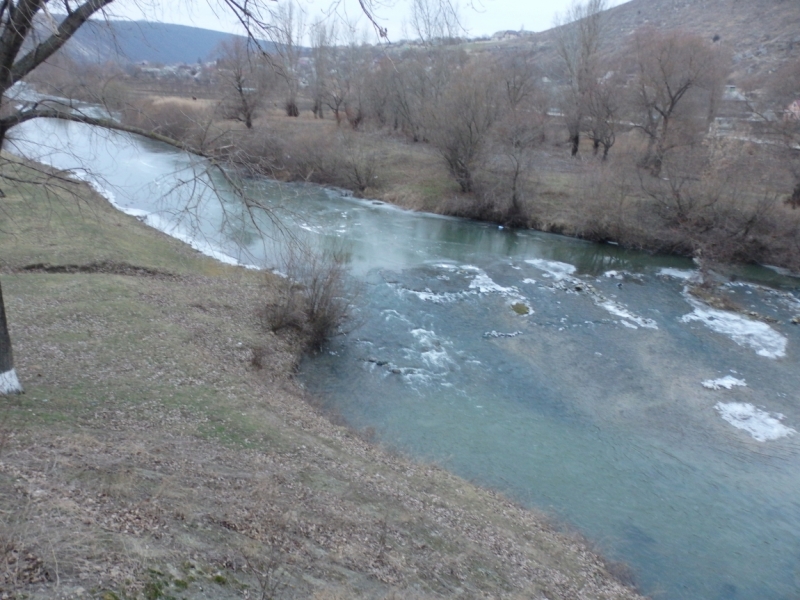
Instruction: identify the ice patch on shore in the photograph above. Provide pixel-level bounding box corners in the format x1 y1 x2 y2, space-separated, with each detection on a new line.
763 264 800 279
525 259 576 281
715 402 796 442
681 297 787 358
604 270 644 282
702 376 747 390
598 300 658 330
74 172 260 269
658 268 697 281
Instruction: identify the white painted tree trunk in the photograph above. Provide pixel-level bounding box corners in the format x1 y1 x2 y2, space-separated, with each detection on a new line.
0 368 21 395
0 279 22 395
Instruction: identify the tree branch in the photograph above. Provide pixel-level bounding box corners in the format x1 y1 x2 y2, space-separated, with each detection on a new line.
8 0 113 88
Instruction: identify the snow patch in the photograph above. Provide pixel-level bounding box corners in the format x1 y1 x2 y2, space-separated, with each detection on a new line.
715 402 796 442
702 376 747 390
0 369 22 394
681 298 787 358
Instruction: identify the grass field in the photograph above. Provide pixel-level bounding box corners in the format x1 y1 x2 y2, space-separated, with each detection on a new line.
0 156 642 598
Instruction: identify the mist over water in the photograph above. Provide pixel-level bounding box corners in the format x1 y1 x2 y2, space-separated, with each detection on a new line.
13 117 800 600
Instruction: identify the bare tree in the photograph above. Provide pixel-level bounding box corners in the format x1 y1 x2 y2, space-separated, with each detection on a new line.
407 0 463 46
485 50 547 223
429 60 500 193
584 75 619 160
340 25 371 130
497 49 540 113
389 46 466 142
553 0 607 157
310 21 371 128
309 18 334 119
215 37 268 129
628 26 728 177
362 55 395 127
266 0 306 117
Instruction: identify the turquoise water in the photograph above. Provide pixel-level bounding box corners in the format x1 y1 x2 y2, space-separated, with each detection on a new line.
12 117 800 599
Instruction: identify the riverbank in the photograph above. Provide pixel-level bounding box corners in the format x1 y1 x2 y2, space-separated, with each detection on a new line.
128 97 800 274
0 156 643 598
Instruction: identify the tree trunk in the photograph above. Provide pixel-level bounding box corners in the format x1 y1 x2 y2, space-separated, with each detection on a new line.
0 279 22 395
570 132 580 157
0 120 21 394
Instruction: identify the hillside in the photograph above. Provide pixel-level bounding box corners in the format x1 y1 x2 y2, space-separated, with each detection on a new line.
58 1 800 78
599 0 800 80
486 0 800 83
64 20 251 65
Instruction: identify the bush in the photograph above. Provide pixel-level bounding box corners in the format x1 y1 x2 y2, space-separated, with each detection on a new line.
262 243 358 352
121 98 212 147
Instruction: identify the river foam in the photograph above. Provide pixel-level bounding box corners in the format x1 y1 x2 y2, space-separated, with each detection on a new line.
658 268 698 281
401 264 532 314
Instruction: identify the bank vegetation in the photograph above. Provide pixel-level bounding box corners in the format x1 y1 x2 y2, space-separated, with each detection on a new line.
28 0 800 273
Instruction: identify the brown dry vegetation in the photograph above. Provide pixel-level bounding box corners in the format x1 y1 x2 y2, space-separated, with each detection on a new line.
123 96 800 272
0 157 643 599
27 0 800 273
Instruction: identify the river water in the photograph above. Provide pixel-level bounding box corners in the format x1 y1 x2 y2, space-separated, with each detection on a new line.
10 117 800 600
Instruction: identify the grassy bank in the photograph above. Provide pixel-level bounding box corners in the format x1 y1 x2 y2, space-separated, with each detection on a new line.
0 156 643 598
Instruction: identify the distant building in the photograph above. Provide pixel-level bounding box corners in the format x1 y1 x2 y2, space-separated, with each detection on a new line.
491 30 523 41
723 85 746 102
785 100 800 121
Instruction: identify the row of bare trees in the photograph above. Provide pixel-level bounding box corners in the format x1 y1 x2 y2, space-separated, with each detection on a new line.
205 0 728 183
200 0 734 228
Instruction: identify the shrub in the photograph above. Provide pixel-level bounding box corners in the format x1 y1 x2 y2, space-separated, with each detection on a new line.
121 98 212 147
262 243 358 352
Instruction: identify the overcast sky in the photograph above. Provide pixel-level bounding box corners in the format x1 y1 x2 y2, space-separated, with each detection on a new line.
107 0 629 42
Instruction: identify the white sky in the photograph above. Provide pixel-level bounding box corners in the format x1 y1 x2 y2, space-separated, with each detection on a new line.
107 0 629 42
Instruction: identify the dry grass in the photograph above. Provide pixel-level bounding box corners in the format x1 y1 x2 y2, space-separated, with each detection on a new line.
0 159 644 598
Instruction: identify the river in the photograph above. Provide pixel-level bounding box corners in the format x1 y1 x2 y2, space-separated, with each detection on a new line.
10 116 800 600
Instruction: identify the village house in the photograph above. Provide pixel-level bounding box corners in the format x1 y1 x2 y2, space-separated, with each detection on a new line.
785 99 800 121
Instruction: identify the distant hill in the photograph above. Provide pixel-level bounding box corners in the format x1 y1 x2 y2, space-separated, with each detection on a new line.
596 0 800 80
489 0 800 83
64 20 252 65
62 0 800 80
